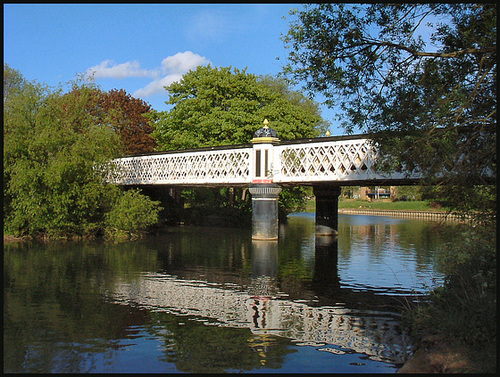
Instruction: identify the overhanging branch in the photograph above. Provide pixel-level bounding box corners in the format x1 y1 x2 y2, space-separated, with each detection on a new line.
368 39 496 58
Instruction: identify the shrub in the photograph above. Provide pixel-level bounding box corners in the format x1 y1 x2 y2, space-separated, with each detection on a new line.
105 189 162 238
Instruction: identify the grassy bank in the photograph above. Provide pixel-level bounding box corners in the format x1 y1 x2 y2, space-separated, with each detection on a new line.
305 199 443 213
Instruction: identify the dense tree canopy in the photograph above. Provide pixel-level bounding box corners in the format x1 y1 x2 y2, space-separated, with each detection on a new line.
282 4 496 221
3 64 161 238
91 88 157 155
58 87 156 155
151 65 328 150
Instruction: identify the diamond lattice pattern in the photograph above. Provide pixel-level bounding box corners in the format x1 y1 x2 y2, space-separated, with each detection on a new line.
105 138 416 186
276 140 378 182
109 149 251 185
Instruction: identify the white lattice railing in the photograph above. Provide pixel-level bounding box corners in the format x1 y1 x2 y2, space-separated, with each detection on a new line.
107 147 252 185
273 139 404 183
106 138 416 186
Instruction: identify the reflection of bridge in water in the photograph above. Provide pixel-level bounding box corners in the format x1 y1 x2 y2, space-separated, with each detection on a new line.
107 239 412 365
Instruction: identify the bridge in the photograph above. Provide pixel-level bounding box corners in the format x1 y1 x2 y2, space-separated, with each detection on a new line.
106 120 420 239
106 132 418 188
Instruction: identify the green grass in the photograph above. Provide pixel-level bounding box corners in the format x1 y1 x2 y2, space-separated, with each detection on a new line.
339 199 438 211
305 199 444 212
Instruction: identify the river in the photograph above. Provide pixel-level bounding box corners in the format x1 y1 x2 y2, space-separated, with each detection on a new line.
4 213 454 373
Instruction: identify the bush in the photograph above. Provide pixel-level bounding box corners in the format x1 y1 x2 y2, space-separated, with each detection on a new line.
105 189 162 238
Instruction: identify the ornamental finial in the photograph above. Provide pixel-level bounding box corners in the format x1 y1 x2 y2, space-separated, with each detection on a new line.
251 118 279 144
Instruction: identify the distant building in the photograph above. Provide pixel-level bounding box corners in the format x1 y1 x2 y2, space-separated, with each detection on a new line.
355 186 397 201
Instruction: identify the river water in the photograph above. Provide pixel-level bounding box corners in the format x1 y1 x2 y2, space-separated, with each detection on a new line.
4 213 453 373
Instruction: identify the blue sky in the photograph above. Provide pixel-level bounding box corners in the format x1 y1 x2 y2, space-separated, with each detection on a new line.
4 3 344 135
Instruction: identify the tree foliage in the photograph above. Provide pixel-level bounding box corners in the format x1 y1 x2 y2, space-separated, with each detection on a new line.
151 65 328 150
282 4 496 221
3 64 161 238
105 189 161 237
61 87 157 155
92 88 157 155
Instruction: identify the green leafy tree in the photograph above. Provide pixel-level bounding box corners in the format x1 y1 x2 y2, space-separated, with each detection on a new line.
257 74 330 133
151 65 327 150
282 4 496 222
3 65 161 238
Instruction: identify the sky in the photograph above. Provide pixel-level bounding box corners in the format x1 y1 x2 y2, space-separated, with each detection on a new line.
4 3 344 135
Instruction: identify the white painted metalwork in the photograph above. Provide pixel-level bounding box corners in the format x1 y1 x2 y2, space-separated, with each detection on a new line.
107 147 252 186
106 137 417 186
273 139 406 183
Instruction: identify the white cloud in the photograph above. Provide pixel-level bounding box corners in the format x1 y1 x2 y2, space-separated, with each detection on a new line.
85 52 210 98
85 60 157 79
135 51 210 97
133 74 183 98
161 51 210 75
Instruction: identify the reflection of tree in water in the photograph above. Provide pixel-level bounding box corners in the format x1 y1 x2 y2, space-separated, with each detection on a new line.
4 289 151 373
4 241 158 373
153 229 253 278
6 215 446 372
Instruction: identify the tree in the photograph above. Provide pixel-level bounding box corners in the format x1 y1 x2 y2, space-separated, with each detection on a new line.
257 74 330 133
151 65 327 150
4 64 26 105
3 65 161 238
63 87 157 155
92 88 157 155
282 4 496 222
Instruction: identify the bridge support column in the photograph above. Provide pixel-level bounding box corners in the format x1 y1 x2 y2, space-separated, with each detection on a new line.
249 183 282 240
313 185 342 236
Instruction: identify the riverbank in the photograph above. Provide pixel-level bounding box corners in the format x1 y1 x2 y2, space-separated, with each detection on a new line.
338 208 466 222
397 223 496 374
307 198 446 212
397 332 496 373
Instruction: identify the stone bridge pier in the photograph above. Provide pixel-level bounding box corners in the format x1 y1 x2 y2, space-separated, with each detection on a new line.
249 183 282 240
313 185 342 236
